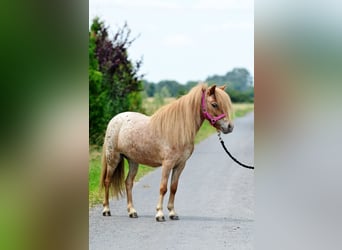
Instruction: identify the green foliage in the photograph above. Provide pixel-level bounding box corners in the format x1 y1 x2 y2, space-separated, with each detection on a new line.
185 80 198 89
160 86 171 98
89 17 144 145
206 67 253 91
127 90 144 112
206 67 254 102
228 87 254 103
142 68 253 103
89 27 110 144
157 80 186 97
153 92 165 107
143 80 156 97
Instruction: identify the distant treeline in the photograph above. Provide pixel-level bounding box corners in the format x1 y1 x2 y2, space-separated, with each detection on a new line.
143 68 254 103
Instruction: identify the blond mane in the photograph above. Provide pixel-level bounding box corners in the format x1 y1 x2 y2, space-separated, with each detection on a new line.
150 84 232 147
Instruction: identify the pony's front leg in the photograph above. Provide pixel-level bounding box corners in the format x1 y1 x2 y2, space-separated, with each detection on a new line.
126 159 139 218
156 164 172 222
167 162 186 220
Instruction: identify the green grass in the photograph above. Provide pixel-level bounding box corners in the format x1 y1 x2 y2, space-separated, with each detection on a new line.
89 102 253 206
194 121 216 144
232 103 254 119
89 148 154 206
89 149 103 206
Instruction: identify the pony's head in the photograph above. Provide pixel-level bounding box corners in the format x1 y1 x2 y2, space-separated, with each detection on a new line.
203 85 234 134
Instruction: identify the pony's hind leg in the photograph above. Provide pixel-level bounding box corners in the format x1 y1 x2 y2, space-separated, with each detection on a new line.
125 159 139 218
102 152 122 216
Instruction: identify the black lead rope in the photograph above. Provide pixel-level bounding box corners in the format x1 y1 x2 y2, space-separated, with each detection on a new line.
217 132 254 170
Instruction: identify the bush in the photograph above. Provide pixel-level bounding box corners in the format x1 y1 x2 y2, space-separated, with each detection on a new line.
89 17 143 145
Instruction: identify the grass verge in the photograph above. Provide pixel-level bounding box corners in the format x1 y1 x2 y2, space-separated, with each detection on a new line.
89 103 253 206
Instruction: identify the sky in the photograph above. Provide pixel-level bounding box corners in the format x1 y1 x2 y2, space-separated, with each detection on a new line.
89 0 254 83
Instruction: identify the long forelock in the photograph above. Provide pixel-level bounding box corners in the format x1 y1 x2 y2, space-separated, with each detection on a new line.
215 89 233 119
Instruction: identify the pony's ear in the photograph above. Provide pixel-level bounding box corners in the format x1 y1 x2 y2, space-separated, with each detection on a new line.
208 85 216 96
218 85 226 91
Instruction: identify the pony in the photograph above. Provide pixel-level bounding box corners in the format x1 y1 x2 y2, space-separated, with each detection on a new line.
100 84 234 222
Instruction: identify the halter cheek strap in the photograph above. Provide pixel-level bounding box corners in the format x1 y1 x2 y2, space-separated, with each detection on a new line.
201 89 226 126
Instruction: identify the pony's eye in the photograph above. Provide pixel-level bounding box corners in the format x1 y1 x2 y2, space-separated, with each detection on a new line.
211 103 218 108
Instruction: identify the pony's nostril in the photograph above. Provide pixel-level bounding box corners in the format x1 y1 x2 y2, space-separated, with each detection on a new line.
228 124 234 131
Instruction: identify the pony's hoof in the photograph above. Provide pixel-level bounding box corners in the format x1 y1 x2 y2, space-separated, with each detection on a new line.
129 212 138 218
102 211 111 216
169 215 179 220
156 216 165 222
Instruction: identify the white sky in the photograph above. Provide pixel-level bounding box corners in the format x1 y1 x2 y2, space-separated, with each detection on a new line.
89 0 254 83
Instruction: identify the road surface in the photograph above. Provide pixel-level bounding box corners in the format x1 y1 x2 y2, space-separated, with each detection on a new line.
89 112 254 250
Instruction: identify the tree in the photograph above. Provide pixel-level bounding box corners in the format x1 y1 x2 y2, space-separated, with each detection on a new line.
206 67 253 91
205 67 254 103
89 22 109 145
142 80 156 97
156 80 182 97
89 17 144 145
225 68 253 91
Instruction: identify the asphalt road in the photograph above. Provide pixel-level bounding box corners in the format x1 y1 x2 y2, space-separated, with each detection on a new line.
89 112 254 250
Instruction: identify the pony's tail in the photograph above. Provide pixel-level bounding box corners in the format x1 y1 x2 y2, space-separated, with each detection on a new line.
100 144 126 199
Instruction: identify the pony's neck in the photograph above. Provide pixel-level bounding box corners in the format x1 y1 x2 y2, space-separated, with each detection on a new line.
149 84 208 147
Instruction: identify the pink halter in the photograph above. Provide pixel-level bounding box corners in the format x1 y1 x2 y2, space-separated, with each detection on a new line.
201 89 226 126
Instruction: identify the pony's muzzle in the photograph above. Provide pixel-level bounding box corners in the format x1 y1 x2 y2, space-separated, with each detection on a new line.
220 122 234 134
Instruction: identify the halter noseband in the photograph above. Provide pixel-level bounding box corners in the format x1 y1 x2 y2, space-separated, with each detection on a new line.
201 89 226 126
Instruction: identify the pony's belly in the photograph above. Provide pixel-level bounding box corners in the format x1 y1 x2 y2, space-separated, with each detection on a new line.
133 157 161 167
120 143 193 168
121 144 194 168
122 150 162 167
119 141 163 167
